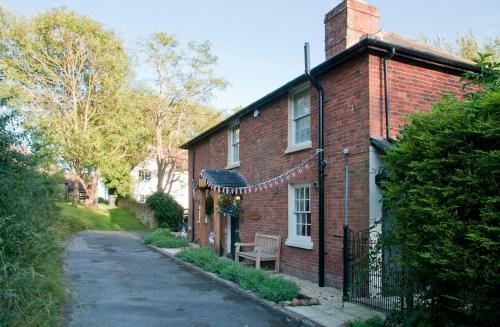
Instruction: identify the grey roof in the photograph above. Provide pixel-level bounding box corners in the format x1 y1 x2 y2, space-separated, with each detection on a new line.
201 169 247 188
370 137 393 153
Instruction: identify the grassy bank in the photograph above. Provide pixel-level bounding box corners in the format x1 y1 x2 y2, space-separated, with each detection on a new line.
54 202 149 237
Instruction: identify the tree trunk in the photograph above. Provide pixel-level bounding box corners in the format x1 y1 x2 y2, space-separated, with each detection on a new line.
84 171 99 208
71 176 80 207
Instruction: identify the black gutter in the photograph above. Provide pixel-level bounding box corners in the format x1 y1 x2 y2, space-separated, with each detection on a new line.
304 43 326 288
384 47 395 141
180 37 479 150
191 148 196 242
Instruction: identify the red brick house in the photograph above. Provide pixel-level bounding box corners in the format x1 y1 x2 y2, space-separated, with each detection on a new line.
181 0 477 288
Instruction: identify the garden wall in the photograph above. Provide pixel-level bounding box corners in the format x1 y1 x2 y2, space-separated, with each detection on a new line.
117 198 158 229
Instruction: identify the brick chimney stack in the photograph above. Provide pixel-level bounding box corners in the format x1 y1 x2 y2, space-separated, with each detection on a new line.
324 0 380 60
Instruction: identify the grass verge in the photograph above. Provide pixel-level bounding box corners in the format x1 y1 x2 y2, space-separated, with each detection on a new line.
175 247 299 302
53 202 149 236
144 228 189 248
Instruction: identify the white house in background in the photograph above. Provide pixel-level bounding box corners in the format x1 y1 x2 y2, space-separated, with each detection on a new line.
130 149 189 209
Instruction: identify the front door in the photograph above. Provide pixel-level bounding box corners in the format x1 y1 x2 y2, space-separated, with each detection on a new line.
230 214 240 258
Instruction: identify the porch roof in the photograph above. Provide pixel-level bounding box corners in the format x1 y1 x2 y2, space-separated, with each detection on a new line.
370 137 393 153
201 169 247 188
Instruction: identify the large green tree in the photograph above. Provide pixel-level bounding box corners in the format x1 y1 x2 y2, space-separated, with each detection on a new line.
420 31 499 61
382 56 499 326
1 8 133 206
139 32 226 193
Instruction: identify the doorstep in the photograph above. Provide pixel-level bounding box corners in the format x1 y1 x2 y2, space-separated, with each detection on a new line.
147 244 384 327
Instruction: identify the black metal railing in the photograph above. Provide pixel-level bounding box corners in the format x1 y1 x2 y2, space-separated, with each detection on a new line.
348 229 412 312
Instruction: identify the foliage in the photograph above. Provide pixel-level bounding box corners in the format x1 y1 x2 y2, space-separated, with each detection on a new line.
419 31 499 62
217 194 241 217
175 247 299 302
146 192 184 230
0 112 64 326
384 308 434 327
256 277 300 303
0 8 147 206
54 202 148 236
138 32 226 193
381 57 499 325
205 194 214 217
346 317 384 327
144 228 188 248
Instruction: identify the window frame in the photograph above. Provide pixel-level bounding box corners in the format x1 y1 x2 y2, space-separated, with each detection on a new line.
286 84 312 154
138 169 151 182
226 121 240 168
285 183 314 250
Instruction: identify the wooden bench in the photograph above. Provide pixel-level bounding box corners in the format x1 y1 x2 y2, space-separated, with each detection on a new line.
235 233 281 273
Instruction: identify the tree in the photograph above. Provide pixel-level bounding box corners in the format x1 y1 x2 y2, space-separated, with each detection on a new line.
139 32 226 193
1 8 129 207
381 56 499 326
419 31 500 62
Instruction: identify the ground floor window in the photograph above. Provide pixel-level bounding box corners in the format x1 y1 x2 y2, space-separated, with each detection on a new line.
285 183 313 249
139 194 148 203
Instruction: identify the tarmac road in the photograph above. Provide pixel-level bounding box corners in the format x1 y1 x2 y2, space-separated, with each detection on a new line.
64 231 298 327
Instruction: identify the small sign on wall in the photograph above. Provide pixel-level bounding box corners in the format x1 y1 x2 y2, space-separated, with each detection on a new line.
247 211 261 220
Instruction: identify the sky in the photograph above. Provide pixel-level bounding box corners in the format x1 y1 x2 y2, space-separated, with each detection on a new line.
2 0 499 112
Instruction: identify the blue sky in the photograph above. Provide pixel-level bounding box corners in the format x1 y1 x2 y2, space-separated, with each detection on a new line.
2 0 499 112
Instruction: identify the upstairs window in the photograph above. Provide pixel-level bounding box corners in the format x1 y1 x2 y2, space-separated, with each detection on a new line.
287 86 311 153
138 169 151 182
228 122 240 167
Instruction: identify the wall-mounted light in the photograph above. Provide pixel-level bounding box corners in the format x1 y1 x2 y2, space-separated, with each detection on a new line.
234 195 241 201
253 110 261 118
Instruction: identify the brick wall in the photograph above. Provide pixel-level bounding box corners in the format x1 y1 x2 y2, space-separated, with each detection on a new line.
368 54 466 140
187 50 471 287
188 54 371 286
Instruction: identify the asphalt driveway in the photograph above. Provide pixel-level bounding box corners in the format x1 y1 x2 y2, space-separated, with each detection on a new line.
64 231 298 327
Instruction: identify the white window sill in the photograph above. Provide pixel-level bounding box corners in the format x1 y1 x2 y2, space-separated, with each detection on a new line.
285 238 314 250
285 141 312 154
225 162 240 169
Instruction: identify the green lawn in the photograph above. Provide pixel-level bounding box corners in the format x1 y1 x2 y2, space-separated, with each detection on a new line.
54 202 149 237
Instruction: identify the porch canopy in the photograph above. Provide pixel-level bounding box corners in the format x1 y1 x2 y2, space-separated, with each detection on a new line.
197 169 247 255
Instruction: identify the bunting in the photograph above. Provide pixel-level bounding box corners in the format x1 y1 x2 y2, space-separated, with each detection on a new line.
200 154 317 195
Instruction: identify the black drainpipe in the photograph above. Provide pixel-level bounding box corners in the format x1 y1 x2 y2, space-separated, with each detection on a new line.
384 48 396 141
304 43 326 287
191 148 196 242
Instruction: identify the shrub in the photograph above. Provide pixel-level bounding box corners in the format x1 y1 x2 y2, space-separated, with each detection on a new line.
218 262 244 282
257 277 300 302
346 317 384 327
144 228 188 248
175 248 299 302
145 192 183 230
238 267 266 291
0 113 64 326
381 56 499 325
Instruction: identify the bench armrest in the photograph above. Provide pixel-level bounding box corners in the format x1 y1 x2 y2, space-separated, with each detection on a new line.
235 242 255 252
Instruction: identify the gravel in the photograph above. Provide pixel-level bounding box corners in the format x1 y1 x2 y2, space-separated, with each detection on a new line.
278 273 343 304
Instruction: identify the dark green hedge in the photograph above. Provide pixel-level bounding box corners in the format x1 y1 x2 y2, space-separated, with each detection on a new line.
381 57 499 326
146 191 183 230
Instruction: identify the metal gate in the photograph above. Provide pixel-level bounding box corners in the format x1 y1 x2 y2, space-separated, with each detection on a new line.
348 229 411 312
